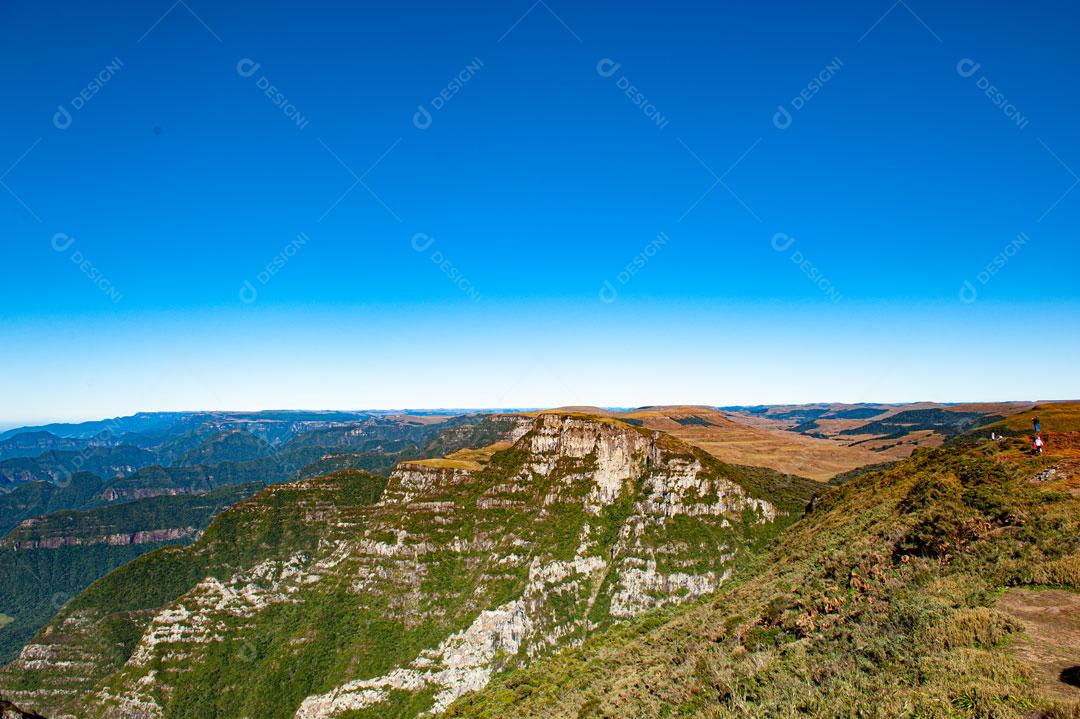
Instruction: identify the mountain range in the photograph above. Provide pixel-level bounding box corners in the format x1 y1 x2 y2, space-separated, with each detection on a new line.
0 402 1077 718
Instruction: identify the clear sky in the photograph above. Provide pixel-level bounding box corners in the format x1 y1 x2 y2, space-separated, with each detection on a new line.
2 0 1078 423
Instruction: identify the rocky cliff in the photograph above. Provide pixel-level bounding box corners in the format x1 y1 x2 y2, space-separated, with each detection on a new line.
0 413 815 719
0 525 197 551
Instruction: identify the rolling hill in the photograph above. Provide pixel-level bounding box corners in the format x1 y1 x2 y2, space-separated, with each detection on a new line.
722 402 1037 457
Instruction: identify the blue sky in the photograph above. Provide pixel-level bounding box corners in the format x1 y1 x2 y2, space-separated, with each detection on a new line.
1 0 1078 422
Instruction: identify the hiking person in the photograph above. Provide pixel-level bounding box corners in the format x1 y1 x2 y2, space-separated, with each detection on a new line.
1033 416 1041 434
1033 435 1045 455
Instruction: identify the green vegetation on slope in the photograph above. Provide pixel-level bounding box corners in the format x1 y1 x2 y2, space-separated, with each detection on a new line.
838 408 1003 439
174 430 275 466
0 542 171 668
448 446 1080 719
0 445 156 486
0 416 509 673
0 473 107 536
0 483 262 664
1 482 261 549
0 470 390 713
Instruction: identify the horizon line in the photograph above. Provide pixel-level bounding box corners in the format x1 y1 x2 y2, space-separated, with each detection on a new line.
5 398 1075 431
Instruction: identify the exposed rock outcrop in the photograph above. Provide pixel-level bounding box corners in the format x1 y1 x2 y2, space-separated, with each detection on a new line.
1 526 197 551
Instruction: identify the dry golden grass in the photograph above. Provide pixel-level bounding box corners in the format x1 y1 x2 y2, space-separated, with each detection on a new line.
987 402 1080 434
614 407 884 481
406 441 512 471
404 458 483 470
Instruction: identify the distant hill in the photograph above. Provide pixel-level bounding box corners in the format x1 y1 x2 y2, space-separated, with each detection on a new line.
174 430 275 466
722 401 1032 457
0 432 89 462
0 445 156 487
0 413 189 442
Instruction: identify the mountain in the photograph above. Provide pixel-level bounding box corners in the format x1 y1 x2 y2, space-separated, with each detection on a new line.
0 446 157 487
4 405 1077 718
0 414 190 442
0 413 817 718
173 430 275 466
0 433 90 463
0 413 505 671
446 409 1080 718
0 411 453 449
0 483 262 666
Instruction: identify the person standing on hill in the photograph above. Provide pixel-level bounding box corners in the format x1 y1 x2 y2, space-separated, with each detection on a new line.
1033 416 1041 434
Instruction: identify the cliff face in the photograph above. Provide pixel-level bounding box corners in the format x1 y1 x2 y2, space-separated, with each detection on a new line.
0 525 197 551
0 414 811 719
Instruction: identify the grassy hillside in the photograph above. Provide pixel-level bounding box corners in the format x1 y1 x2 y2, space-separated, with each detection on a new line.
448 442 1080 718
